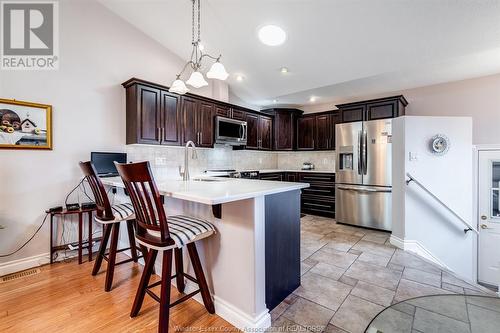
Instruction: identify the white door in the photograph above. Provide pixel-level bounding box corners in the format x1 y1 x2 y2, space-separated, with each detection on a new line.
478 150 500 286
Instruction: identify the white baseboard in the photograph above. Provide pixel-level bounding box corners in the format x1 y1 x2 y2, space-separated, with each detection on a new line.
181 281 270 332
389 235 450 270
0 252 50 277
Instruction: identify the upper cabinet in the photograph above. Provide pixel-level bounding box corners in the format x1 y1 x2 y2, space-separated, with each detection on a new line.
123 78 406 153
124 83 180 145
297 111 340 151
262 108 303 151
337 95 408 123
246 113 273 150
297 115 315 150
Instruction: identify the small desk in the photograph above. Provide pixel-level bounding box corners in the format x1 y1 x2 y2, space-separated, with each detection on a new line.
47 207 99 264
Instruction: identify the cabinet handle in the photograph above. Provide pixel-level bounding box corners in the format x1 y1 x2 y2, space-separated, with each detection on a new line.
197 132 200 145
200 132 203 144
157 128 161 141
161 128 165 142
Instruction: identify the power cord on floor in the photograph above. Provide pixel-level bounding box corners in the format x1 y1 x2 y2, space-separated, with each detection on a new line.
0 213 49 258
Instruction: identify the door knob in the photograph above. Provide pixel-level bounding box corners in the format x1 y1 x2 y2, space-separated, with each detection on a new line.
481 215 487 220
480 224 490 229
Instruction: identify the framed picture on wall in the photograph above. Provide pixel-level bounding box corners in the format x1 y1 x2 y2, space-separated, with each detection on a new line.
0 99 53 150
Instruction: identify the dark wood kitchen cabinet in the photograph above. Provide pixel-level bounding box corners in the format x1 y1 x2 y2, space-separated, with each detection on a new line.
181 97 214 147
215 105 246 121
314 111 340 150
337 95 407 123
297 111 339 151
124 83 181 145
246 113 273 150
297 115 315 150
262 108 303 151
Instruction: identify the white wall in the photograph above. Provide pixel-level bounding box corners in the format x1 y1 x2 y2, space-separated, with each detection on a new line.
0 0 228 270
299 73 500 144
392 116 476 281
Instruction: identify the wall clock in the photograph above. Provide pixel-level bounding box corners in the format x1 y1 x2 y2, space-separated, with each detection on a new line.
430 134 450 156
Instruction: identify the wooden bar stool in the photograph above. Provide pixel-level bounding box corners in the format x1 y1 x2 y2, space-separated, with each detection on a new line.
79 161 149 292
115 161 215 333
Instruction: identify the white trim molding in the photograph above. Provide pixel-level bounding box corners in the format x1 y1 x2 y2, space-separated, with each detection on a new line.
0 252 50 277
390 235 450 270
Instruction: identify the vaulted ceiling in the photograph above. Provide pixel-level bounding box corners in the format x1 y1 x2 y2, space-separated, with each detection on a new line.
100 0 500 108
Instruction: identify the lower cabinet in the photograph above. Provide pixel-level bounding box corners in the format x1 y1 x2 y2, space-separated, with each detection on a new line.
259 172 335 218
259 172 283 181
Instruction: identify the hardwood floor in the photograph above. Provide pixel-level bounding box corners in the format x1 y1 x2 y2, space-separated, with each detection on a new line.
0 254 236 332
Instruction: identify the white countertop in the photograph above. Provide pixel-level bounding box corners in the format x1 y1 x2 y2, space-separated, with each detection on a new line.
250 169 335 174
101 176 309 205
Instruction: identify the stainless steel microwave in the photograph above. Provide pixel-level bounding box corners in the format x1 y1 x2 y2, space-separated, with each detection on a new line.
215 116 247 146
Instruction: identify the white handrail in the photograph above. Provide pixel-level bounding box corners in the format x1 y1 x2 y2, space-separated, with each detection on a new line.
406 172 479 235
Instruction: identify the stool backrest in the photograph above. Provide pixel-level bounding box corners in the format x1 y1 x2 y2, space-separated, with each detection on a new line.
78 161 114 220
114 161 171 245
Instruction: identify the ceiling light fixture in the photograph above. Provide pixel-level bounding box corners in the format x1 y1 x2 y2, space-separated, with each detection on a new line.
273 99 278 103
258 25 287 46
309 96 317 102
169 0 228 95
280 67 289 74
236 74 244 81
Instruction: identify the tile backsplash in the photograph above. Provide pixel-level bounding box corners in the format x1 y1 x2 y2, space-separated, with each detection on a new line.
276 151 335 171
126 145 335 180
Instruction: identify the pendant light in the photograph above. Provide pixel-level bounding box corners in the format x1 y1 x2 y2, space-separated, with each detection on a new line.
169 0 228 94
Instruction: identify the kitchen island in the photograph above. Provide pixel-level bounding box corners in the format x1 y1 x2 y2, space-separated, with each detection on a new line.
101 176 308 331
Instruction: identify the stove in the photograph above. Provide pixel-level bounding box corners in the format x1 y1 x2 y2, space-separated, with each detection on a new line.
203 169 260 179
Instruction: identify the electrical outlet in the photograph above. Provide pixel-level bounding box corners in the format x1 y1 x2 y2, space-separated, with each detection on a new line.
409 152 418 161
155 157 167 166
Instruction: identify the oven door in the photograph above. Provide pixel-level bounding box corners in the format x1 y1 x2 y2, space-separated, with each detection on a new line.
215 116 247 145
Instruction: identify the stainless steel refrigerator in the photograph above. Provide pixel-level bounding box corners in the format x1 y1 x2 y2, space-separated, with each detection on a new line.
335 119 392 231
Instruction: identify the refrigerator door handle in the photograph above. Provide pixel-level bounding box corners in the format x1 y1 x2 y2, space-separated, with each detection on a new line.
363 129 368 175
357 130 362 175
337 185 392 193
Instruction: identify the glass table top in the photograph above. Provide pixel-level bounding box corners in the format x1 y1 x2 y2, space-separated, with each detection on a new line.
366 294 500 333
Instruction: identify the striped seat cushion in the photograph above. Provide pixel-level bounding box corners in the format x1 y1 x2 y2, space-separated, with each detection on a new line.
144 215 215 248
95 203 135 223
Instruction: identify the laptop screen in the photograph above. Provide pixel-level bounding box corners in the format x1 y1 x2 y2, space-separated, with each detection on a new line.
90 152 127 176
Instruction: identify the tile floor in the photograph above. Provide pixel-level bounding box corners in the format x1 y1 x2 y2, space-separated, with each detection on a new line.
268 215 496 333
368 294 500 333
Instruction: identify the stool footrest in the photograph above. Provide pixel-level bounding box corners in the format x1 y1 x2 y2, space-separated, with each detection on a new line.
144 272 202 309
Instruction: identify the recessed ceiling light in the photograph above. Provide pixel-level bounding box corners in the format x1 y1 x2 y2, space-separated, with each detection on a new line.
280 67 289 74
309 96 317 102
258 25 287 46
273 99 278 103
236 74 244 81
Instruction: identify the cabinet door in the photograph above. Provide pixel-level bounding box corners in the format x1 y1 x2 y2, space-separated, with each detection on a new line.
136 85 161 144
341 105 365 123
259 115 273 150
181 96 199 145
215 105 231 118
246 113 259 149
275 112 294 150
366 100 398 120
231 108 246 120
297 116 315 150
198 101 215 147
286 172 298 182
330 112 341 149
160 91 181 145
315 114 331 150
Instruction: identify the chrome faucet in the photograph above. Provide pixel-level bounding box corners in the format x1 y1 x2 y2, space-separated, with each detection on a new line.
179 140 198 181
